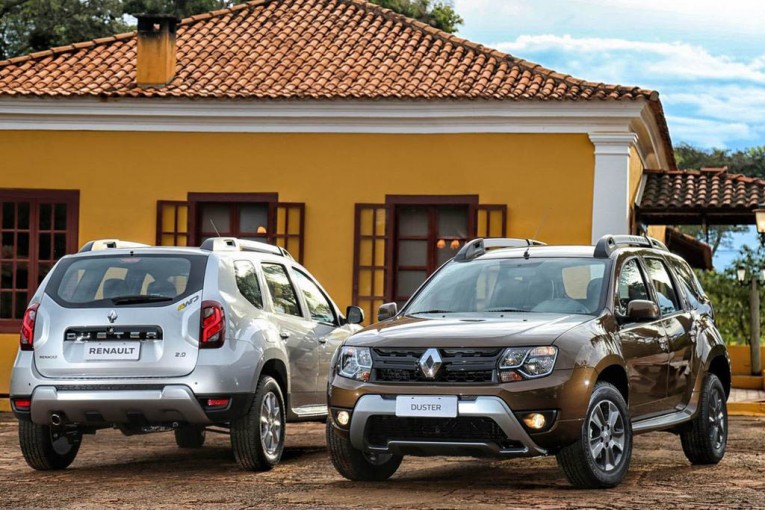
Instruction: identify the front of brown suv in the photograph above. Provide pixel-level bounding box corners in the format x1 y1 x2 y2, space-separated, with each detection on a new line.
326 237 730 488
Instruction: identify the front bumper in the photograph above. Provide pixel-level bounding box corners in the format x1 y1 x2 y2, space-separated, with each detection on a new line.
26 385 211 425
347 395 547 458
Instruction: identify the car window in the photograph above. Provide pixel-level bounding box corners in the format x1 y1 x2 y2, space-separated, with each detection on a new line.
669 258 703 310
405 257 607 316
261 263 302 317
234 260 263 309
644 257 680 315
292 269 335 324
615 258 650 316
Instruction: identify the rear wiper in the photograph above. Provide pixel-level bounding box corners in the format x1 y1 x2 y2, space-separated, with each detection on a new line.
485 307 528 312
410 309 456 315
111 295 174 305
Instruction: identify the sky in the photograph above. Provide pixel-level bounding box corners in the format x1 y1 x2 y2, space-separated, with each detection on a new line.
452 0 765 267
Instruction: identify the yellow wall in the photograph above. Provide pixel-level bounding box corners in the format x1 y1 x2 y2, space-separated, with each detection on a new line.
0 131 595 397
628 146 645 233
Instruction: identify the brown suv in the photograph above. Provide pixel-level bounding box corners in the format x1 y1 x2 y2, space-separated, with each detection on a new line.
326 236 730 488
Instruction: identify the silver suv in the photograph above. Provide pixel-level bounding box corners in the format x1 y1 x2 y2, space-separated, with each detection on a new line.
10 237 364 471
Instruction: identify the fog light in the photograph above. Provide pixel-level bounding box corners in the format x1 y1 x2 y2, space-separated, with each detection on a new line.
523 413 547 430
337 410 350 426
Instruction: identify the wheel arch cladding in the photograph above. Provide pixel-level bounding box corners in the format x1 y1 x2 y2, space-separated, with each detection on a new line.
707 354 731 398
596 364 629 404
259 357 289 407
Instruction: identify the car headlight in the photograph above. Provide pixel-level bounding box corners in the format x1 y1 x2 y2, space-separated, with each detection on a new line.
498 346 557 381
336 346 372 382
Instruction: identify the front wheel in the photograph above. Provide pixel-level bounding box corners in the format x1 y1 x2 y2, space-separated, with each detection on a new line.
680 374 727 465
230 376 285 471
326 421 402 481
18 420 81 470
556 382 633 488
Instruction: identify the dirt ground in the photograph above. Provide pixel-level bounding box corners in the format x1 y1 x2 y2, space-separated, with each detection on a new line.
0 414 763 510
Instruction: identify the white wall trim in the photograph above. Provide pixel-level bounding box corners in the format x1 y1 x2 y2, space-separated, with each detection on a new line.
589 132 639 243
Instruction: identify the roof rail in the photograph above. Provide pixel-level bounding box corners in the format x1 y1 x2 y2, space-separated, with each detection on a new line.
79 239 150 252
454 238 546 262
593 234 669 258
200 237 294 259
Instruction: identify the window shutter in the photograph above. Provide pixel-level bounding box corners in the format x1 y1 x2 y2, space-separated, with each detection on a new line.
475 204 507 238
156 201 189 246
352 204 388 324
270 202 305 263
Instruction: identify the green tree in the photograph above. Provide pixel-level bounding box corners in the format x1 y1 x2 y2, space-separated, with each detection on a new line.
0 0 129 59
369 0 462 33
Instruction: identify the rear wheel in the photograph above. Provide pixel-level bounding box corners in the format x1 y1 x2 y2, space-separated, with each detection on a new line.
681 374 727 465
174 425 206 449
19 421 81 470
230 376 285 471
556 382 632 488
326 420 402 481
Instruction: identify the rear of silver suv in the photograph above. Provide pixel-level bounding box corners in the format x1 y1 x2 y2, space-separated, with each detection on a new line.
11 238 363 471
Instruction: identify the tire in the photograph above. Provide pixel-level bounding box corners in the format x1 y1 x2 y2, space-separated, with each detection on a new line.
18 420 81 471
556 382 633 488
680 373 727 465
175 425 206 449
230 376 285 471
326 420 402 481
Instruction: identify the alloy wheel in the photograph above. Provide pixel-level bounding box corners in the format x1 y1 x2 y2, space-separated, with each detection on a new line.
708 386 726 450
587 399 626 472
260 391 282 456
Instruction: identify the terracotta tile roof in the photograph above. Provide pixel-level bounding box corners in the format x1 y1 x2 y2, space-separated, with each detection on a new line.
639 168 765 211
0 0 660 102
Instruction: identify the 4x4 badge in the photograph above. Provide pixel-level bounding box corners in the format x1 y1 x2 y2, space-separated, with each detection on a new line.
419 348 442 379
107 310 118 323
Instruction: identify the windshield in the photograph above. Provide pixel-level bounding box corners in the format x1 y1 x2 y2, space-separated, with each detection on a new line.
405 257 607 316
45 253 208 307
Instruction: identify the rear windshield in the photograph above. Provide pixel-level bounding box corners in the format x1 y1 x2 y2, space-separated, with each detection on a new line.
405 257 608 316
45 253 208 308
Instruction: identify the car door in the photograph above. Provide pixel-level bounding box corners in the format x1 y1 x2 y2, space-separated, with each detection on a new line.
615 257 670 418
662 257 703 409
290 267 355 402
260 261 318 411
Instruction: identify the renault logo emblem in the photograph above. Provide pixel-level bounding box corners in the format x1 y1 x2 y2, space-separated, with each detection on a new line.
107 310 118 323
419 348 442 379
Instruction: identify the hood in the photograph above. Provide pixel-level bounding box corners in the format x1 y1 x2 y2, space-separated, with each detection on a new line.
346 313 593 348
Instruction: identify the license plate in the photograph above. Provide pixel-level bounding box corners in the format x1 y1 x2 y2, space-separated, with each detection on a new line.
395 395 458 418
83 342 141 361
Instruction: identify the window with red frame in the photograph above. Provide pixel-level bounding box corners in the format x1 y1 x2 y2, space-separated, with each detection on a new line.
0 190 79 331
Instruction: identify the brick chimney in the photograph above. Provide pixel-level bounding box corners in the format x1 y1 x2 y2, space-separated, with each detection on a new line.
135 14 180 87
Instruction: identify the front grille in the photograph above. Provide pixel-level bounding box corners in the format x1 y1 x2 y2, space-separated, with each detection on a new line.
371 348 501 384
365 416 521 449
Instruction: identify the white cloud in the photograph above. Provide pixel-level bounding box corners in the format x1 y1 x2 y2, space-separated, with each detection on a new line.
665 116 754 148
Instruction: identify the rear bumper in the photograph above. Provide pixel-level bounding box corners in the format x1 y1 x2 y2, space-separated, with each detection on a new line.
27 385 211 425
346 395 547 458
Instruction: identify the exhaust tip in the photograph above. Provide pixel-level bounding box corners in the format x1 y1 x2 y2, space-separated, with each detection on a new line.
50 413 63 427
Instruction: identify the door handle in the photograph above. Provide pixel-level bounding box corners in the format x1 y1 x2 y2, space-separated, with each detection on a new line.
317 336 328 344
279 331 291 340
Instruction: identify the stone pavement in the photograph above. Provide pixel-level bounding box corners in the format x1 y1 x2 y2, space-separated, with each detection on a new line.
730 388 765 403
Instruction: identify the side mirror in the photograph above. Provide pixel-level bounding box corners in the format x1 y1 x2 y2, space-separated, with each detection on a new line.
626 300 660 322
345 305 364 325
377 302 398 322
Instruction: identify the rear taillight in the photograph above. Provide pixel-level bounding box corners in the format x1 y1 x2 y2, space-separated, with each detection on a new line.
19 303 39 351
200 300 225 348
12 399 31 411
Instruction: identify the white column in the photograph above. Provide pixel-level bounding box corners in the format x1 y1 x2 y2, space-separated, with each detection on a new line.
588 133 638 244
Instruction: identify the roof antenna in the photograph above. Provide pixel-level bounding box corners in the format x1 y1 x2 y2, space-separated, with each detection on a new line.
209 219 221 237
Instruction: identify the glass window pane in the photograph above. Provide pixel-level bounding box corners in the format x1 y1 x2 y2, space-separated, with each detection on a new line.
616 259 649 316
261 263 302 317
54 203 67 230
0 292 10 318
293 270 335 323
644 258 680 314
16 233 28 258
234 260 263 309
54 233 66 259
18 202 29 229
437 206 468 237
15 262 28 289
2 202 13 230
38 233 51 260
396 270 428 298
436 239 462 266
239 204 269 235
398 240 427 267
398 207 428 236
0 264 11 289
39 203 51 230
1 232 13 258
38 263 52 285
15 291 27 318
200 204 231 233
